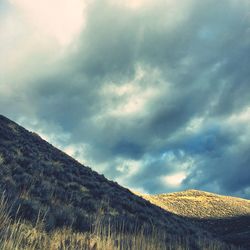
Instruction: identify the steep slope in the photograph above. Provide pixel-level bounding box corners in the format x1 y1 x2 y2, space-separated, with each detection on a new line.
0 115 206 242
142 190 250 248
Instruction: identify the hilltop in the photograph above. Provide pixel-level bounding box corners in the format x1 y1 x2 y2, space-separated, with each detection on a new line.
142 190 250 248
142 189 250 219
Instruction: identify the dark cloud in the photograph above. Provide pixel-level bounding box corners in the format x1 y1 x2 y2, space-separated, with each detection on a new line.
1 0 250 198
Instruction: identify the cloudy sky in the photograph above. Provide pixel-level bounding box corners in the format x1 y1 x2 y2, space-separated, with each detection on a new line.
1 0 250 198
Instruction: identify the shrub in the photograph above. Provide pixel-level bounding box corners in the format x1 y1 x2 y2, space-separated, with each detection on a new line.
54 207 75 228
12 199 40 223
11 165 24 175
17 157 30 169
0 154 4 165
2 176 17 195
81 198 97 213
66 182 80 191
73 210 91 232
42 163 54 176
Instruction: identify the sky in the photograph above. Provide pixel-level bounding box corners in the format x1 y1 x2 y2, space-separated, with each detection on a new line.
1 0 250 198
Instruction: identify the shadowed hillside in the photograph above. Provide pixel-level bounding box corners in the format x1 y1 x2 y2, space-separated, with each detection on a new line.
142 190 250 248
0 114 223 249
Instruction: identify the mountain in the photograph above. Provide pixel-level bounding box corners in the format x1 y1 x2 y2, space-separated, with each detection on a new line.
0 115 209 246
142 190 250 248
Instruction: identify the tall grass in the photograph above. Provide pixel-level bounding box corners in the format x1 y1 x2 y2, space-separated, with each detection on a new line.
0 194 238 250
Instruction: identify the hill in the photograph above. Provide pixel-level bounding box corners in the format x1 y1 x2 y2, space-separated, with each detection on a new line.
0 115 177 231
142 190 250 248
142 189 250 219
0 114 222 249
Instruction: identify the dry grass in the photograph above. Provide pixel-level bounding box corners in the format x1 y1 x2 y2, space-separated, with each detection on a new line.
141 190 250 219
137 190 250 249
0 194 238 250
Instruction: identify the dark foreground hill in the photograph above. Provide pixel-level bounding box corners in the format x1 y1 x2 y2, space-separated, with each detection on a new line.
0 114 242 249
142 190 250 248
0 115 211 245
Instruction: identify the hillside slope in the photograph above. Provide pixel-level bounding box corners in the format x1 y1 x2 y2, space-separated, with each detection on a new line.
142 189 250 219
0 115 209 245
142 190 250 248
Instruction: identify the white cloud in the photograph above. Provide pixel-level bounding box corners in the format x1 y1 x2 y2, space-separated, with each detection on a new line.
0 2 62 90
109 0 153 10
186 117 204 133
162 171 187 187
115 158 142 189
9 0 86 46
100 65 168 117
63 143 94 165
17 116 70 147
116 159 141 176
227 106 250 124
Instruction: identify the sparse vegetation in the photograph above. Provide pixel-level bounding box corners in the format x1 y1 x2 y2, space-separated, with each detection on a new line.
142 190 250 248
0 194 238 250
142 190 250 219
0 115 248 249
0 115 194 235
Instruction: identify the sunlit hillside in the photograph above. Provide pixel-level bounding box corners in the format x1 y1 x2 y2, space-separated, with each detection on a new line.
141 190 250 248
142 189 250 219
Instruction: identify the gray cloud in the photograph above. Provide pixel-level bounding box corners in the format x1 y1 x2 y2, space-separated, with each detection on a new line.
1 0 250 198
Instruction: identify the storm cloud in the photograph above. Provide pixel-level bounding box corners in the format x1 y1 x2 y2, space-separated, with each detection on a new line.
1 0 250 197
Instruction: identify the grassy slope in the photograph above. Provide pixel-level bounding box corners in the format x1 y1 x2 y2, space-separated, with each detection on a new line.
141 190 250 248
0 194 237 250
0 115 219 247
0 114 246 248
142 189 250 219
